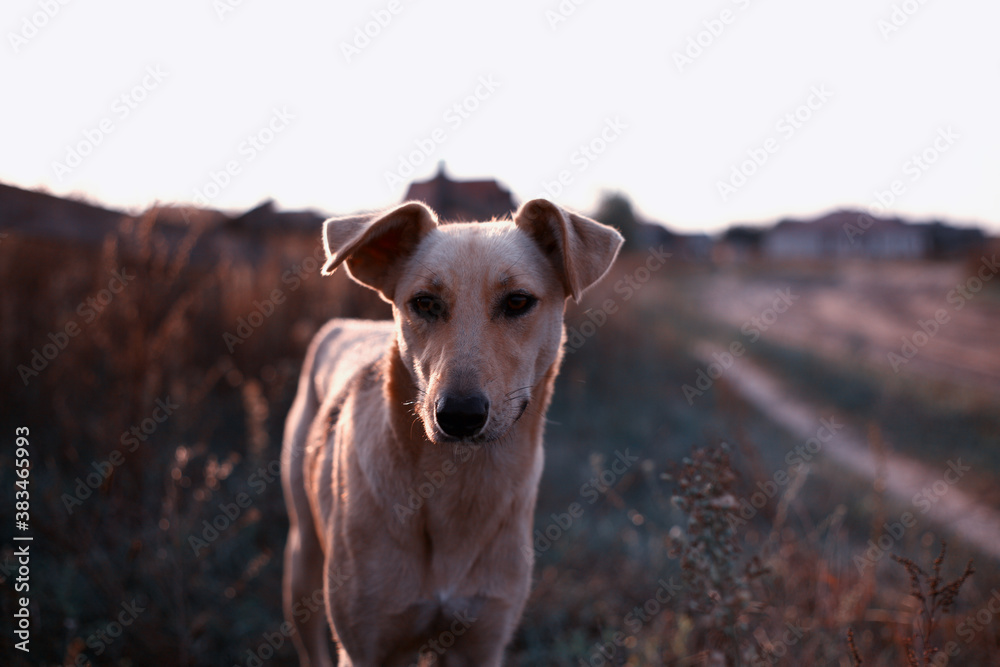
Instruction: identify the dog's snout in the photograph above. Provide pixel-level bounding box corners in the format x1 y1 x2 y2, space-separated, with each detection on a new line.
435 394 489 438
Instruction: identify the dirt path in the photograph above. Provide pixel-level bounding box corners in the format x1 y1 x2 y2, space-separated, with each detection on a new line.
698 262 1000 394
694 343 1000 563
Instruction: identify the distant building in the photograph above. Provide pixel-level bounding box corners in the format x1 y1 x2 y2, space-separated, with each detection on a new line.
403 163 515 221
227 199 325 235
919 221 986 259
677 233 713 261
625 220 710 261
633 220 677 249
763 211 927 260
713 225 766 264
0 182 123 245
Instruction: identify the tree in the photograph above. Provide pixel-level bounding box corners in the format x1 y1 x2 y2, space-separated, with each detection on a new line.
593 192 642 250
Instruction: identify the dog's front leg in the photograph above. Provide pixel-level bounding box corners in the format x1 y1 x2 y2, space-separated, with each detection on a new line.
435 605 516 667
438 647 505 667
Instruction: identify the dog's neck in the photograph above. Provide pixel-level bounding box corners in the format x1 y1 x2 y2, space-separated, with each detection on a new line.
372 337 559 588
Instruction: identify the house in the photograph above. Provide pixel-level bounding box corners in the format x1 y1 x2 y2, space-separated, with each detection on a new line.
621 220 710 262
712 225 766 264
226 199 325 235
918 221 986 259
762 211 927 260
0 182 124 246
403 163 515 221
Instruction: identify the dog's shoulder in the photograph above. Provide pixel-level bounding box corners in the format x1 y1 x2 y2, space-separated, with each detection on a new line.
301 319 394 483
309 318 393 397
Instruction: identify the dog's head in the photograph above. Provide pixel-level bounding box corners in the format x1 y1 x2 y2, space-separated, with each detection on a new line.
321 199 623 444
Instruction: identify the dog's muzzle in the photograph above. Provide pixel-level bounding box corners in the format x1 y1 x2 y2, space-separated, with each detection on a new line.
434 394 489 439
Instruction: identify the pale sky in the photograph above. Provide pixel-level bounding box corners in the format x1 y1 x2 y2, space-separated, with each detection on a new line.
2 0 998 233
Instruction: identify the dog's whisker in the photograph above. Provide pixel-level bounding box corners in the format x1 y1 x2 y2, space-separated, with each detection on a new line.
408 415 424 439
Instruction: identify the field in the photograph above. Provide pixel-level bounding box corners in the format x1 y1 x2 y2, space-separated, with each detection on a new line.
1 218 998 666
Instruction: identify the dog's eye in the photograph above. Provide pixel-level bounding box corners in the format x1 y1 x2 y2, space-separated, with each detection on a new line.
411 295 444 319
502 293 536 317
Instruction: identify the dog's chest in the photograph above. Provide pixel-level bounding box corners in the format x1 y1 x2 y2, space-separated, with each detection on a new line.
406 590 484 637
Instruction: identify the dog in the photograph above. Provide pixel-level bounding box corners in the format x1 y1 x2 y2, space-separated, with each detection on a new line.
280 198 623 666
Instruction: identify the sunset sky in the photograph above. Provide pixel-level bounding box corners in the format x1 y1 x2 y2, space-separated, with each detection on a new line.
3 0 997 233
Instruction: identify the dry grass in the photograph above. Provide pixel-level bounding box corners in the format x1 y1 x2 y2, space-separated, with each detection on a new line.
1 221 998 665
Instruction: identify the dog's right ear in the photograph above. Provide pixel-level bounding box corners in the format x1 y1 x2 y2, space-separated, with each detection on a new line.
320 201 438 301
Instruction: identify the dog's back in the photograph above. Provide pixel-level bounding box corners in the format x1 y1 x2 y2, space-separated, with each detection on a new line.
281 318 392 665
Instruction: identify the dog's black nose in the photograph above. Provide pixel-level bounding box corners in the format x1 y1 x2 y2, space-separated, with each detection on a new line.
435 394 489 438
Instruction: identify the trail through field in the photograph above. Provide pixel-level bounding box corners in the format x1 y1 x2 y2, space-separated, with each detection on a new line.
693 343 1000 563
699 262 1000 394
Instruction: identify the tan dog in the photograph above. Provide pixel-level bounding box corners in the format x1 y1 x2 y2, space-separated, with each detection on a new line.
280 198 622 666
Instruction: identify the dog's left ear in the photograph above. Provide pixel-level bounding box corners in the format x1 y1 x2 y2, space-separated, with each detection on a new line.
514 199 624 303
321 201 438 300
